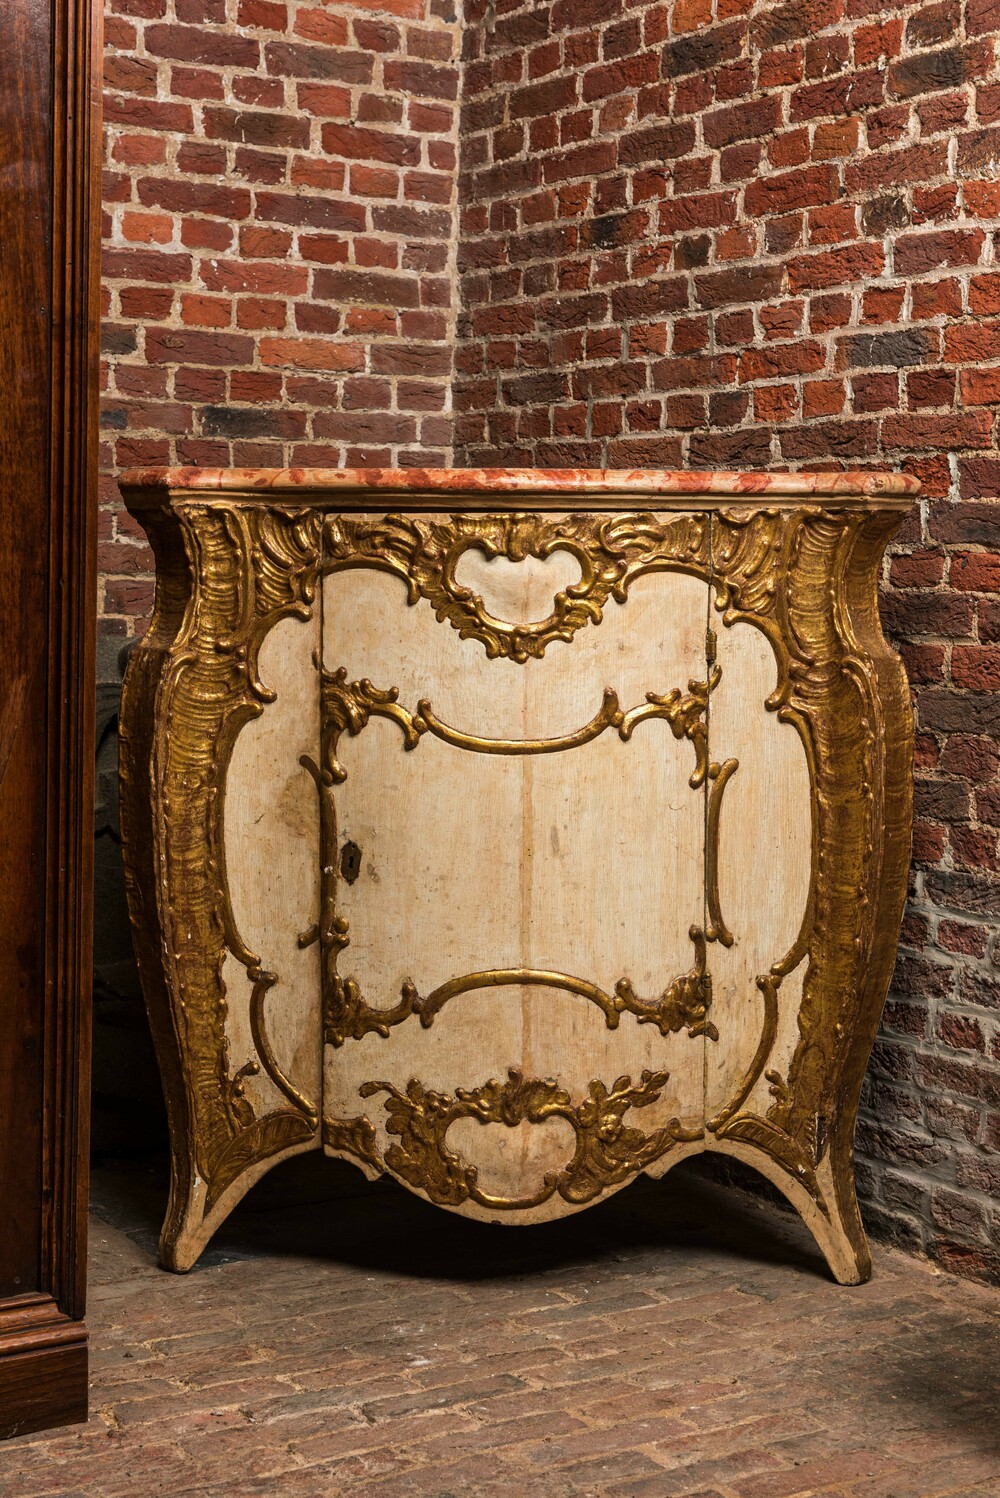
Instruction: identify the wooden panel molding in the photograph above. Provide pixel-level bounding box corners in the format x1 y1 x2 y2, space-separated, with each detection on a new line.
0 0 101 1439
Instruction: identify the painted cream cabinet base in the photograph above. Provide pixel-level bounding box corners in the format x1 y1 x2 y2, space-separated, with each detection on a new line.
118 468 916 1283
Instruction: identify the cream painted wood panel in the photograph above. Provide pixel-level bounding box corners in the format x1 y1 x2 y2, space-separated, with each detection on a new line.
321 522 710 1221
223 613 323 1122
704 615 812 1124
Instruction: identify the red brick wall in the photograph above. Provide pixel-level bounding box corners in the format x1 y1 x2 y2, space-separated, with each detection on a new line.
455 0 1000 1279
99 0 460 649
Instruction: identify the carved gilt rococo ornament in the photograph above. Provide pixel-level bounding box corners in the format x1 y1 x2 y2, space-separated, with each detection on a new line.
323 509 730 660
356 1068 702 1212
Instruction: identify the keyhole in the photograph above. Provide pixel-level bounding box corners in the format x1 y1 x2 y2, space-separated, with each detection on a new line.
340 840 362 885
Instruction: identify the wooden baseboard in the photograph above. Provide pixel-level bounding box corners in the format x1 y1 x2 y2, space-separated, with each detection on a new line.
0 1297 87 1440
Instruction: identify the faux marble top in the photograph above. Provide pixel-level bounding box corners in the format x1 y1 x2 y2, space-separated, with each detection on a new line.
120 466 920 506
119 467 922 515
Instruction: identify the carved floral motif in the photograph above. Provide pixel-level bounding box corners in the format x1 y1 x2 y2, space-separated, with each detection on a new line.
348 1066 700 1211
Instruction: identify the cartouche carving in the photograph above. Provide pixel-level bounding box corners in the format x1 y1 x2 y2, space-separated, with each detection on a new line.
355 1067 701 1211
324 510 714 662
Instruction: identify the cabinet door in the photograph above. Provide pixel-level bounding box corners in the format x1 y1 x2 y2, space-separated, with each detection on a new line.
318 512 715 1221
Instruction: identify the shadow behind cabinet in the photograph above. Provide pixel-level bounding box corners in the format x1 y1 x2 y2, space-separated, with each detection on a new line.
0 0 101 1438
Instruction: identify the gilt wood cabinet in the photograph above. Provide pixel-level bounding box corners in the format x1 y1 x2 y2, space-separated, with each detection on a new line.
119 467 916 1284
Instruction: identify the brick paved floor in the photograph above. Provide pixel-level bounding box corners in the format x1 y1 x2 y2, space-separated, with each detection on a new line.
3 1155 1000 1497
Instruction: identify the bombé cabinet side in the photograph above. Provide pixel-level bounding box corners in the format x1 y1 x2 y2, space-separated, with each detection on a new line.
119 470 915 1285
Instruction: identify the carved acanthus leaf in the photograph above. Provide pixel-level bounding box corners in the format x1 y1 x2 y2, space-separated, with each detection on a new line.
349 1066 700 1211
324 510 714 662
614 928 718 1040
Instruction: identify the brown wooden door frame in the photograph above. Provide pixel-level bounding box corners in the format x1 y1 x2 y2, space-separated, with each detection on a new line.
0 0 101 1438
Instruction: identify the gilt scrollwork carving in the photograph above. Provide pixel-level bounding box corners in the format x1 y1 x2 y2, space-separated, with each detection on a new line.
249 971 320 1125
344 1067 702 1211
323 510 716 662
120 502 327 1235
700 503 913 1249
305 663 722 1049
613 928 718 1041
313 665 719 780
321 1112 381 1173
319 937 716 1052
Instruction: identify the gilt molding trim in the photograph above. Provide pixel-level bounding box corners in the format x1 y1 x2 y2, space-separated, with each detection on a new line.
315 665 718 777
702 505 913 1249
705 757 739 947
120 503 326 1236
318 939 716 1051
307 661 719 1049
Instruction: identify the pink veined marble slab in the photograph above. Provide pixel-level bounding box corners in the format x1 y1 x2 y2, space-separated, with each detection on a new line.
120 466 919 504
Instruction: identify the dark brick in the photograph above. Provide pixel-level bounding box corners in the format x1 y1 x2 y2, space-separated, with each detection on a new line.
750 0 842 49
200 406 306 438
618 121 696 166
861 194 909 235
264 41 372 82
664 21 745 78
894 229 986 275
703 96 782 148
838 329 937 368
688 427 773 466
907 1 959 46
932 502 1000 545
692 265 784 308
889 45 966 99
